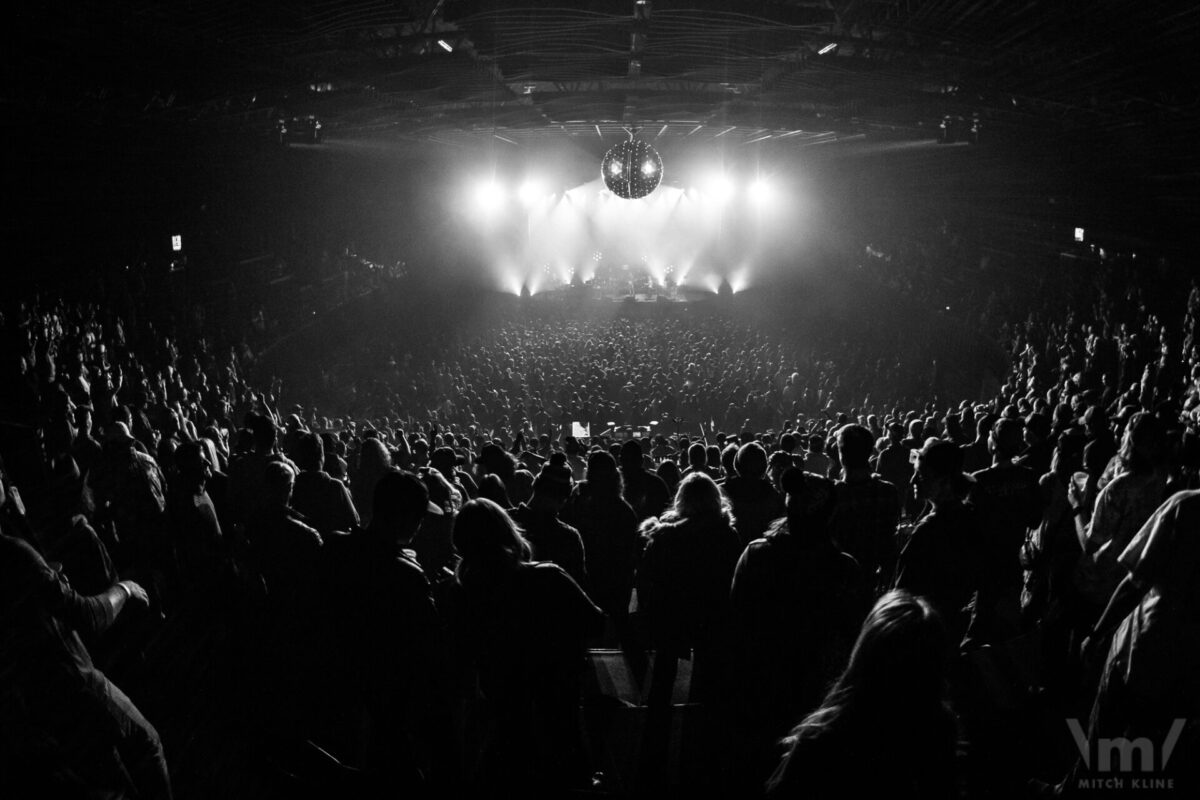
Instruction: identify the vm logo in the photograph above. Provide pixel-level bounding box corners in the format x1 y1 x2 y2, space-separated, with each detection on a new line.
1067 719 1187 773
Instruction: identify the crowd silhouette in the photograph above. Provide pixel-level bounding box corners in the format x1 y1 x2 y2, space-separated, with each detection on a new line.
1 248 1199 799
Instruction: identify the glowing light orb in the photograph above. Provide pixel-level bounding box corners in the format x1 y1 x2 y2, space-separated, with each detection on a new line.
517 180 542 207
602 139 663 199
475 182 504 212
748 179 773 206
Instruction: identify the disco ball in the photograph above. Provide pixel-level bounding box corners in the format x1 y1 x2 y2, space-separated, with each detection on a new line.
602 139 663 199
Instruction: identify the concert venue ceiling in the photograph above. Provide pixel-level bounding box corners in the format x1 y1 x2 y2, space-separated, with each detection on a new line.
5 1 1200 253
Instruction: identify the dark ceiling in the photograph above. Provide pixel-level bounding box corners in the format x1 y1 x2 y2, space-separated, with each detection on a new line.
5 0 1200 258
7 1 1198 154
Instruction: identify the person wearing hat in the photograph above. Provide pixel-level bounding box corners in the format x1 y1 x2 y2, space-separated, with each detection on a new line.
511 453 586 588
730 468 866 745
895 439 983 645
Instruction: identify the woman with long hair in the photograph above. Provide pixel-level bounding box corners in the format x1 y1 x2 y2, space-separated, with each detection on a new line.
563 451 640 623
636 472 743 706
352 437 391 527
447 499 603 791
767 591 959 800
1070 411 1170 620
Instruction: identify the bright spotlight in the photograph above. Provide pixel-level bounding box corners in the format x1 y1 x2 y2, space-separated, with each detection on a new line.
475 182 504 214
748 179 773 206
518 181 542 207
437 39 454 53
609 161 623 176
641 160 657 176
707 175 734 205
818 42 837 55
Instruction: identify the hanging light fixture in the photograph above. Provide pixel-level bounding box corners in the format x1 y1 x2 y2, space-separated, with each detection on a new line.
602 134 663 199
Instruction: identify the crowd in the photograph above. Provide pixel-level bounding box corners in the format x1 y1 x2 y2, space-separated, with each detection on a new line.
1 249 1199 798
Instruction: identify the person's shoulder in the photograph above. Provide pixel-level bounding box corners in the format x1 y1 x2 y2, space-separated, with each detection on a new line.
1012 464 1039 483
286 513 323 542
970 464 996 481
645 517 685 540
0 532 41 564
133 448 160 468
869 474 897 489
742 537 774 557
833 548 862 576
522 560 580 588
394 548 430 581
1163 488 1200 513
1097 470 1133 497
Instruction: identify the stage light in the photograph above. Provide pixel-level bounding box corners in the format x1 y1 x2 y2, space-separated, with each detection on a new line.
518 181 543 207
938 116 954 144
748 179 772 206
818 42 837 55
437 39 453 52
277 115 322 145
475 182 504 213
602 137 663 199
730 269 751 293
706 175 734 205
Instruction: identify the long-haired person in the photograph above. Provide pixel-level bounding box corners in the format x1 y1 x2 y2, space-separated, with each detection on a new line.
767 591 959 800
352 436 391 527
636 471 743 706
1069 411 1170 626
563 451 641 645
447 499 603 791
